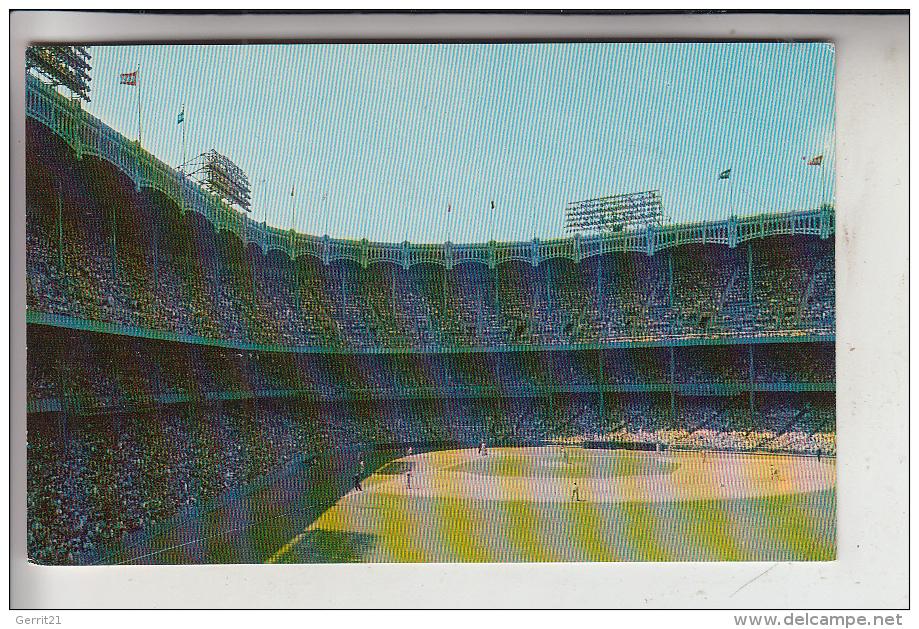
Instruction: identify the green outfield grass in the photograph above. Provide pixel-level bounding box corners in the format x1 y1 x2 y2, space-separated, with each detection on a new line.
275 488 836 563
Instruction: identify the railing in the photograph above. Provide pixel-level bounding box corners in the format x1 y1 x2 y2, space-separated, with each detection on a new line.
26 72 835 270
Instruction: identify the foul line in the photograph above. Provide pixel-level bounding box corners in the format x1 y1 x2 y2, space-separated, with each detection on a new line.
266 529 311 564
109 520 257 566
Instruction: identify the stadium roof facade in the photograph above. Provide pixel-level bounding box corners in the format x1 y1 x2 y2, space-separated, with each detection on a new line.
27 72 834 271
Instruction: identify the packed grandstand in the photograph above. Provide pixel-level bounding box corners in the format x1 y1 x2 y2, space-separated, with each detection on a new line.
25 74 835 564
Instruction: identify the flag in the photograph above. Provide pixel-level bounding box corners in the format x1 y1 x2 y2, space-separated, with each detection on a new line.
491 200 495 209
807 155 823 166
291 186 295 197
120 71 137 86
177 106 184 124
718 168 731 180
447 203 451 212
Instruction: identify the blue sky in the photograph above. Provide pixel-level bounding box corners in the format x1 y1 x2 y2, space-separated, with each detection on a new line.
77 42 835 244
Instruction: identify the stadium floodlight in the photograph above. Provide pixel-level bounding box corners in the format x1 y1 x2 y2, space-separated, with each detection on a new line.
26 45 92 102
565 190 664 234
186 149 251 211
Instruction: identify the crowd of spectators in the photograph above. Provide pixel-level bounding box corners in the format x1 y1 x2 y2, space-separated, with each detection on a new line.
753 344 835 383
26 134 836 351
27 226 834 350
27 399 326 565
602 348 670 386
29 328 835 416
675 346 748 386
27 327 834 407
671 245 744 336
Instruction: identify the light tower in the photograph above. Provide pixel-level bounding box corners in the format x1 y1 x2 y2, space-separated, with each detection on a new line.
185 149 252 211
565 190 664 235
26 45 92 102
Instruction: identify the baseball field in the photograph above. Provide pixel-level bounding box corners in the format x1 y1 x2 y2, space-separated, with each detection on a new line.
267 447 836 563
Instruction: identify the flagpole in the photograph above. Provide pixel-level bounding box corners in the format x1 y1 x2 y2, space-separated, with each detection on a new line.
137 66 142 147
821 146 827 207
824 138 830 207
730 170 735 215
182 104 186 171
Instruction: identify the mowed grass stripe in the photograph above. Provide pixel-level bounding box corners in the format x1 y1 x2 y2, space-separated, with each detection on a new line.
268 490 835 563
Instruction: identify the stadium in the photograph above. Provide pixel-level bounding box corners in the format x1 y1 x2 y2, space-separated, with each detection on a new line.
25 54 835 566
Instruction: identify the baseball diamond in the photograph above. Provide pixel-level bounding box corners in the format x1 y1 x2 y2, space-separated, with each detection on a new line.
267 448 835 563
